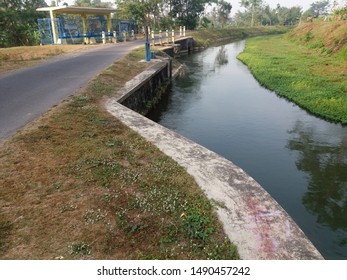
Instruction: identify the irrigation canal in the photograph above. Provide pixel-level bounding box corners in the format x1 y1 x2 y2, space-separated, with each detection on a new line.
147 40 347 259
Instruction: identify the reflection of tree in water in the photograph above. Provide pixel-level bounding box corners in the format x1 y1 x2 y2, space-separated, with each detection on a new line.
287 121 347 245
215 46 229 66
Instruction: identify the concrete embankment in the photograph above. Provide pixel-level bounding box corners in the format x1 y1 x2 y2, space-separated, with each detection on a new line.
105 55 323 260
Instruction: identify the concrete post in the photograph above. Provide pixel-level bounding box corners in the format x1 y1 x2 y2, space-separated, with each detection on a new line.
151 30 155 46
159 30 162 45
123 31 127 42
179 26 182 37
183 26 186 37
102 31 106 44
172 30 175 44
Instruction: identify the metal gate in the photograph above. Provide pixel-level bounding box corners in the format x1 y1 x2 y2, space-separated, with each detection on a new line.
37 18 62 45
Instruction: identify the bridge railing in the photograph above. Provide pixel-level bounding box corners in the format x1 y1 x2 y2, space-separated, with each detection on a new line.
148 26 186 46
58 27 185 45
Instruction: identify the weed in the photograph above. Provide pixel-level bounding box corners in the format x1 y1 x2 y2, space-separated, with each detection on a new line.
128 223 148 234
90 81 115 98
52 182 61 190
68 242 91 256
120 170 142 184
183 214 213 242
101 193 113 203
75 157 122 187
83 209 107 224
132 185 187 214
304 31 314 42
115 209 128 230
322 48 333 55
211 199 226 209
207 238 240 260
0 220 12 254
60 204 77 213
308 40 325 49
72 95 91 104
334 38 341 46
80 131 98 138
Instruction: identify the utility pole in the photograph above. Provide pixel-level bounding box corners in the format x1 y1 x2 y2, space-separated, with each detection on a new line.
145 26 151 62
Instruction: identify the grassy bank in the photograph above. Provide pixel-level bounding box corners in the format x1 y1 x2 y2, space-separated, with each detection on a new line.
0 47 239 259
188 26 290 47
237 22 347 125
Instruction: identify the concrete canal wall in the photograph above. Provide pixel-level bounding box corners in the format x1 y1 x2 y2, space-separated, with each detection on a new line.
105 52 323 260
117 60 172 115
161 37 195 57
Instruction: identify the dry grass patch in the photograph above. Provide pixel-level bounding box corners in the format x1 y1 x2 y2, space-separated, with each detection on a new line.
0 47 239 260
0 44 103 74
287 21 347 54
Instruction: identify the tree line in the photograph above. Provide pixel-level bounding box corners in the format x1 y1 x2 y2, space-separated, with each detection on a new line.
1 0 346 47
233 0 345 26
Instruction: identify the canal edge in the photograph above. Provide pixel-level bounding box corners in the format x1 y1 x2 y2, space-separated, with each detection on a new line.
105 59 324 260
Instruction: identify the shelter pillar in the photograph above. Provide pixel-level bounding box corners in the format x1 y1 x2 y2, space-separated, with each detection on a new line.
49 10 58 44
81 13 88 44
107 15 112 42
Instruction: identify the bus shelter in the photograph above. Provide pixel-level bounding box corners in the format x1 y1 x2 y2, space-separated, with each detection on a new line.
36 6 118 44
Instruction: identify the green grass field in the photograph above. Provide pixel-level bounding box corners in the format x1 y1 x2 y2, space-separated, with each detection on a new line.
237 22 347 125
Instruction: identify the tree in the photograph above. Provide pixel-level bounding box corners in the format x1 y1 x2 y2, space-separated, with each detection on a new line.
168 0 213 29
216 0 232 28
234 2 302 26
261 5 276 25
333 1 347 20
304 0 330 18
240 0 263 26
0 0 47 47
116 0 216 30
116 0 163 28
276 5 302 25
74 0 113 8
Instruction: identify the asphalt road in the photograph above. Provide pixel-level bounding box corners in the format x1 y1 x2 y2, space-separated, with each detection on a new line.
0 39 145 141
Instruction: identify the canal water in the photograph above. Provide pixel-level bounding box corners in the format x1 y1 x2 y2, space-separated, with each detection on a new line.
147 40 347 259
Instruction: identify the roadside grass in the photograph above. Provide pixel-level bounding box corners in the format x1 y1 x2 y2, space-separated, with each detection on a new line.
0 47 239 259
237 23 347 125
0 44 102 74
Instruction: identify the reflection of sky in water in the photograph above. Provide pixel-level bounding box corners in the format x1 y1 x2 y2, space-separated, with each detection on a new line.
147 41 347 259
